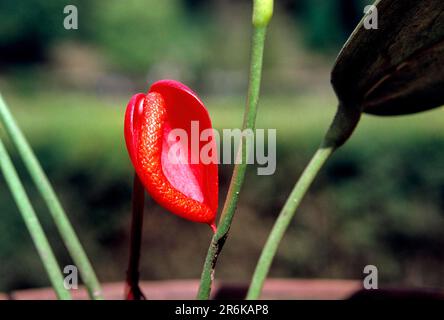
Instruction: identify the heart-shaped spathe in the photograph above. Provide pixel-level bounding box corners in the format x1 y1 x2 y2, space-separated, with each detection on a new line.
124 80 218 230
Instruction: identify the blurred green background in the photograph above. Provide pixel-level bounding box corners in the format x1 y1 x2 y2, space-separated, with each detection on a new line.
1 0 444 293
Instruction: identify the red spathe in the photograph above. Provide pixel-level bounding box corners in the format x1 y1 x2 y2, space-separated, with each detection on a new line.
124 80 218 229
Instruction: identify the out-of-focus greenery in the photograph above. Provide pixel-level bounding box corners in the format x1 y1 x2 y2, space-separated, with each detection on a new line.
0 0 371 73
1 91 444 291
0 0 92 65
298 0 373 51
97 0 213 74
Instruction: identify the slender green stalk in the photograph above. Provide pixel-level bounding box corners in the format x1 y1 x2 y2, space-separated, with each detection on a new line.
246 146 334 299
0 94 103 300
197 0 273 299
246 103 362 299
0 137 71 300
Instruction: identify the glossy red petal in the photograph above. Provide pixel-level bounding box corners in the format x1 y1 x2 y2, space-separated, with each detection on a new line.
124 80 218 227
124 93 146 165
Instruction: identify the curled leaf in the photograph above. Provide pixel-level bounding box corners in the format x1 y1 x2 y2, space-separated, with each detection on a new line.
332 0 444 116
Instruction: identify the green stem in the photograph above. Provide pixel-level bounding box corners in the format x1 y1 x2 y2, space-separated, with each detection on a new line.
0 137 71 300
246 146 334 299
0 94 103 300
197 24 269 300
246 103 361 299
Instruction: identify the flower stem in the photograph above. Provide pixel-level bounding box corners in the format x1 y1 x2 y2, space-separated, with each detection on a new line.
0 137 71 300
246 103 361 299
125 173 146 300
197 2 272 299
0 94 103 300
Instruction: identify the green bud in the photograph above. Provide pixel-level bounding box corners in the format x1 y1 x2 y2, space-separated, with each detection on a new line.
252 0 273 27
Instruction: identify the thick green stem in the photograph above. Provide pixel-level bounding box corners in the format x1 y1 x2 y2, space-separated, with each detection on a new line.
196 25 269 300
246 103 361 299
246 146 334 299
0 94 103 300
0 137 71 300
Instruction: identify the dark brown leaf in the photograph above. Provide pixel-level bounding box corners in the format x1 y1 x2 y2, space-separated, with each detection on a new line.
331 0 444 116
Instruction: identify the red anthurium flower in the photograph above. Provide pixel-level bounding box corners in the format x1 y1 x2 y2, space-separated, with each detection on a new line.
124 80 218 230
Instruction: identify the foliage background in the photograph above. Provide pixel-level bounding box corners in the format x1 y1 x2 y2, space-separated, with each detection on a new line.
1 0 444 293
